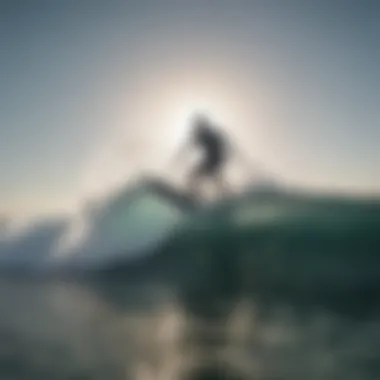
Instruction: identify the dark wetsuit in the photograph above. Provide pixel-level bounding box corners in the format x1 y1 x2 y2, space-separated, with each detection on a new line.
194 126 227 176
186 121 229 197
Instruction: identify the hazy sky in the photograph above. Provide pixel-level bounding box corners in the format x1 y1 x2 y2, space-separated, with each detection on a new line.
1 1 379 217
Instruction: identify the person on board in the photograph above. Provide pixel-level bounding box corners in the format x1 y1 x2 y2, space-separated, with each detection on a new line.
173 113 230 199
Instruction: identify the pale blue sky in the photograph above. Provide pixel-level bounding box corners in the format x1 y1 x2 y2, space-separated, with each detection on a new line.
1 1 379 216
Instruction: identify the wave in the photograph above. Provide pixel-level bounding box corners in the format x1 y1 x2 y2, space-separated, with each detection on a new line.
0 178 189 272
1 177 379 318
93 189 380 316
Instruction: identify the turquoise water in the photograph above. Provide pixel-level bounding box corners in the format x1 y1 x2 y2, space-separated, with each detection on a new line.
0 191 379 379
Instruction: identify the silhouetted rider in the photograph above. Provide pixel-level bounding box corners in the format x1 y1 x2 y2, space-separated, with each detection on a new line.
173 114 230 198
171 113 274 199
190 115 228 192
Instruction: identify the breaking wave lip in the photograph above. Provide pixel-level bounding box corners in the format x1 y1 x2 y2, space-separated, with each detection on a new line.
0 178 191 272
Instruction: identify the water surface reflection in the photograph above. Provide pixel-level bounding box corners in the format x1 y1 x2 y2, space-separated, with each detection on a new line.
0 277 378 380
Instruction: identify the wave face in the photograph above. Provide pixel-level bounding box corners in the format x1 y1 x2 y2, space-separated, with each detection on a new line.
97 192 380 317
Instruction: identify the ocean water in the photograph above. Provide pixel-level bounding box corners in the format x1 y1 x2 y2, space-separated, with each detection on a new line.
0 192 379 379
0 275 379 380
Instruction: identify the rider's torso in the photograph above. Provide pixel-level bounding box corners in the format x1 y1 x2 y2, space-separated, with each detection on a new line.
195 128 226 162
